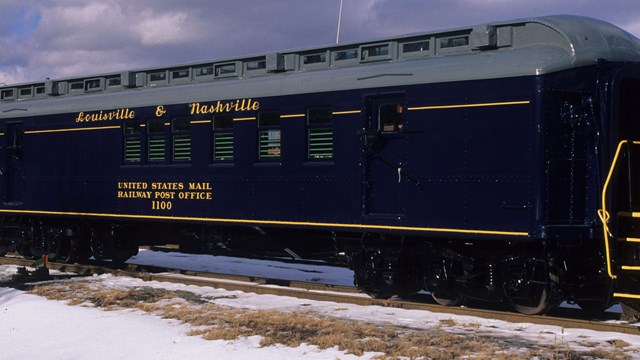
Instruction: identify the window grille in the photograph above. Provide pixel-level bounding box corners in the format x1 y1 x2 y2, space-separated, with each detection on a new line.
148 120 166 162
213 115 234 161
307 108 333 159
123 123 141 163
172 118 191 161
258 112 281 159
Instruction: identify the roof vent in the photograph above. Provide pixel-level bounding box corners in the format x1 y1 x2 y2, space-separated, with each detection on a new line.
121 71 136 88
135 72 147 87
470 25 497 50
44 80 58 96
266 53 284 72
266 53 296 72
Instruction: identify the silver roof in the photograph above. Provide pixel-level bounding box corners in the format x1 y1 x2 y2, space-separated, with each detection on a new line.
2 15 640 117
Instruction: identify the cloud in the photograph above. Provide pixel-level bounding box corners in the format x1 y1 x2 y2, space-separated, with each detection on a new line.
135 12 193 46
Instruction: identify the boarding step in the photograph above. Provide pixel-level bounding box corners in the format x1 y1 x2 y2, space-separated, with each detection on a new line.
613 252 640 300
617 212 640 238
616 237 640 274
614 270 640 302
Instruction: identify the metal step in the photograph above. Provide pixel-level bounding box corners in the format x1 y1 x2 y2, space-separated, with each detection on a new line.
621 265 640 271
614 292 640 300
617 212 640 238
617 237 640 273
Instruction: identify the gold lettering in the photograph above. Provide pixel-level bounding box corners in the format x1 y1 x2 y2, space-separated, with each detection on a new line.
118 182 148 190
189 99 260 115
75 108 135 123
188 182 212 190
178 191 211 200
118 180 212 207
117 190 152 199
151 182 184 190
155 105 167 117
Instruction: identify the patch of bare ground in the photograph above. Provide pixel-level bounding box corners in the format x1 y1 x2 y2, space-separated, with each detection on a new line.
29 280 632 359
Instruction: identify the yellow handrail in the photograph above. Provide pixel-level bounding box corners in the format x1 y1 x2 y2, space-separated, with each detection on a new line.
599 140 640 280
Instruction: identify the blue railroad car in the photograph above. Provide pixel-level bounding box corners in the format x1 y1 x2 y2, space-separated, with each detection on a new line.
2 15 640 316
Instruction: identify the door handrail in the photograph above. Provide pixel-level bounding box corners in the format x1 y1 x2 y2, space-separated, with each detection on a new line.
598 140 640 279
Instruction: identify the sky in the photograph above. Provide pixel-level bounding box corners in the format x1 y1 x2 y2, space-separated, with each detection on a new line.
1 0 639 86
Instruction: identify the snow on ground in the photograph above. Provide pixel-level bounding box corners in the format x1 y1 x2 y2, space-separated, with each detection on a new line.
1 250 640 359
127 249 355 286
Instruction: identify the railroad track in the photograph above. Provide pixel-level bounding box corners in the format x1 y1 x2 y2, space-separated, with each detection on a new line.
1 255 639 335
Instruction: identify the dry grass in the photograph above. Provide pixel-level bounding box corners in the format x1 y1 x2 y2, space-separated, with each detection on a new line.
28 280 634 359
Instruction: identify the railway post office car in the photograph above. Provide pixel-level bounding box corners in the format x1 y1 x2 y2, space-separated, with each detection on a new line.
2 15 640 316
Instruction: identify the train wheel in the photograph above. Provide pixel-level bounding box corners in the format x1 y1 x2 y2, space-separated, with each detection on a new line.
53 236 79 264
507 284 552 315
424 257 464 306
504 259 556 315
431 291 465 307
89 224 137 264
351 246 396 300
15 220 39 260
89 226 110 260
360 287 394 300
353 265 394 300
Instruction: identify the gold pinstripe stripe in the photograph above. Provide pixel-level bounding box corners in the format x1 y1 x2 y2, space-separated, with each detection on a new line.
0 208 528 237
408 100 530 111
25 125 120 134
332 110 361 115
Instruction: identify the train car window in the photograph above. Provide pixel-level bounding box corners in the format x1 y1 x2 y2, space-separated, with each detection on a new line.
245 59 267 76
149 72 167 82
147 120 166 162
18 88 32 99
107 76 122 87
332 49 359 67
195 66 214 77
69 82 84 94
258 112 281 159
1 89 15 100
172 118 191 162
84 79 103 92
402 40 430 54
334 49 358 61
362 44 388 58
439 36 469 49
171 69 190 79
301 51 329 70
123 123 142 163
378 104 403 133
213 115 234 161
246 60 266 71
360 43 393 62
215 63 238 78
303 53 326 65
35 86 45 95
307 108 333 159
